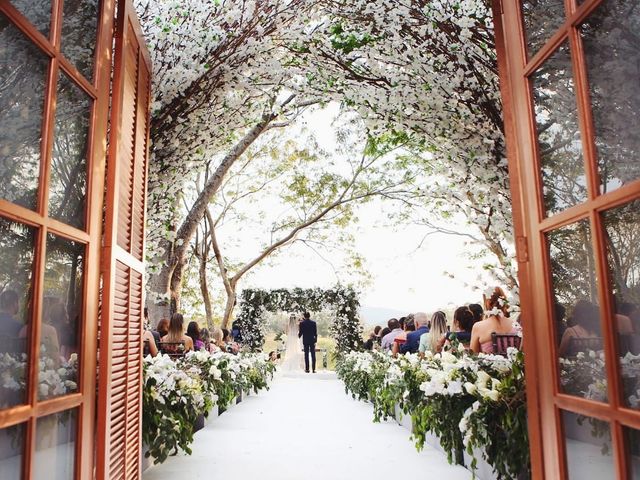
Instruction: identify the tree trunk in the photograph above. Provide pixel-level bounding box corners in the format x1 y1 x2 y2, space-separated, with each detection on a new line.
146 260 173 326
146 113 276 319
199 251 213 329
221 287 237 330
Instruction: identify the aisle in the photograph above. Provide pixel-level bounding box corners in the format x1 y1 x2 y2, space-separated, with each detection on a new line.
143 371 472 480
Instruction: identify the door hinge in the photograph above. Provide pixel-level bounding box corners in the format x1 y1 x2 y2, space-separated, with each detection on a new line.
516 236 529 263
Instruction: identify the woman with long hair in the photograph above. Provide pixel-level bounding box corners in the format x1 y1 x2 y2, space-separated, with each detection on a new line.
558 300 600 356
418 311 447 355
161 313 194 353
470 287 516 354
187 321 204 351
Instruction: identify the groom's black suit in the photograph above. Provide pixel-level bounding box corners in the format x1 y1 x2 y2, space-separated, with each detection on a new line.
298 318 318 372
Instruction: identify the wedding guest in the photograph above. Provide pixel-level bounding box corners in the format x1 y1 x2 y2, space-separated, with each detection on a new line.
378 327 391 347
392 318 416 355
446 306 474 346
381 319 402 350
419 311 447 354
619 302 638 332
363 329 378 350
470 287 516 354
399 313 428 354
144 307 161 347
0 290 22 337
142 329 158 357
398 316 407 331
558 300 600 356
200 328 214 352
373 325 382 343
46 299 76 358
231 320 243 342
156 318 170 338
222 328 240 354
161 313 194 353
210 327 224 353
187 321 205 351
468 303 484 326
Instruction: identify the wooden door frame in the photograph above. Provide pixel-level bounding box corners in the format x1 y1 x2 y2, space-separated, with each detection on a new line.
493 0 640 478
0 0 116 477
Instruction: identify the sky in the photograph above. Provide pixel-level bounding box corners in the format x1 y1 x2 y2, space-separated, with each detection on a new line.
224 103 493 314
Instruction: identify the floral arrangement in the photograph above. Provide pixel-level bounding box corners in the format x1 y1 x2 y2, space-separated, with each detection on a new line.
337 349 529 480
142 351 276 464
235 286 363 354
0 352 78 407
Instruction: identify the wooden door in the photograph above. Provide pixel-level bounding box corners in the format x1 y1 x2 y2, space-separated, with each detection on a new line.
494 0 640 478
0 0 115 478
95 1 151 479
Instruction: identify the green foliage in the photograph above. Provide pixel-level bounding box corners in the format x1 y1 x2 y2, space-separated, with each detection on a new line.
236 286 363 354
142 352 276 464
337 350 531 479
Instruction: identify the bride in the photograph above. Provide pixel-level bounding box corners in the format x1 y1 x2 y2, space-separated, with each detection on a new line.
281 314 303 372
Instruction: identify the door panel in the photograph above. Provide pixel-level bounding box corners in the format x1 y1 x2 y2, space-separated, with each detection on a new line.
495 0 640 478
95 1 151 478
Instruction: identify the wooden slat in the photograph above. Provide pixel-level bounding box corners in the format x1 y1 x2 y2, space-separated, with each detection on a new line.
96 2 151 478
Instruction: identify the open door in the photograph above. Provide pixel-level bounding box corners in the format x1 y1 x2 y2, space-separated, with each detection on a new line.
96 0 151 478
494 0 640 478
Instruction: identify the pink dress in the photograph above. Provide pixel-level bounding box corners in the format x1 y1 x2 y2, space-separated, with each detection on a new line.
480 327 518 354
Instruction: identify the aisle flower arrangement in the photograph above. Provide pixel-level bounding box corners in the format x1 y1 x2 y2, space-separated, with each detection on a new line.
336 349 529 480
142 351 276 464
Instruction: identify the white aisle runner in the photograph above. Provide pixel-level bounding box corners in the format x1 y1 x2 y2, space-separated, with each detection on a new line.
143 371 472 480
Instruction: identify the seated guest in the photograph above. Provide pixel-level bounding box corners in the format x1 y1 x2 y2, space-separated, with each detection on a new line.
142 329 159 357
398 316 407 331
363 327 381 350
156 318 170 338
222 328 240 354
470 287 516 354
377 327 391 349
161 313 194 353
0 290 23 337
210 328 224 353
144 307 161 347
446 306 474 346
468 303 484 326
381 318 402 350
399 313 429 354
419 311 447 354
231 320 243 342
373 325 382 343
558 300 600 356
392 318 414 355
187 321 205 351
200 328 214 352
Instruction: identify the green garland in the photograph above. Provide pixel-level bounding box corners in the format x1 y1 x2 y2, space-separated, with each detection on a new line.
235 286 363 354
336 350 531 479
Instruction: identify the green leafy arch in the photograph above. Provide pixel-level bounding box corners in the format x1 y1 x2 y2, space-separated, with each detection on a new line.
236 286 363 354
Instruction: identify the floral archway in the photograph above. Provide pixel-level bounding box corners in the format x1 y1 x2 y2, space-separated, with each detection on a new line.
235 286 363 353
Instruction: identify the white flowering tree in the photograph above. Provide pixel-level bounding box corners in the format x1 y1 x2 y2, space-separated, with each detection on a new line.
282 0 517 291
136 0 323 319
135 0 522 319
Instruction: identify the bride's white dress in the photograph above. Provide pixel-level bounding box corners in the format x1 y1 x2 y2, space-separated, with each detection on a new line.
281 317 303 372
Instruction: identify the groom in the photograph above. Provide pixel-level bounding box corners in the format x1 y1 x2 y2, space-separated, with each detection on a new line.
298 311 318 373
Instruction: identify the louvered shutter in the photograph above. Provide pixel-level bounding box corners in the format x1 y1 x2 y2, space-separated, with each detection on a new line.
96 0 151 478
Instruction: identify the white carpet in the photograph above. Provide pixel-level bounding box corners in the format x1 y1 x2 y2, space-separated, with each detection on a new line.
143 371 472 480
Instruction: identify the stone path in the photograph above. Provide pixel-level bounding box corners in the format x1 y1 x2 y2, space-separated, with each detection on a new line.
143 371 472 480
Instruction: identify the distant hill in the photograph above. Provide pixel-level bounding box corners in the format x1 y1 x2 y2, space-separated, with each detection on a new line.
359 306 408 326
